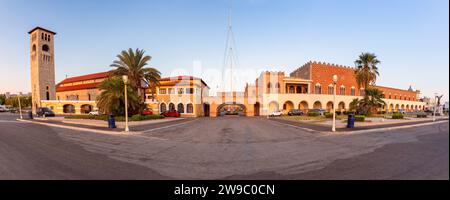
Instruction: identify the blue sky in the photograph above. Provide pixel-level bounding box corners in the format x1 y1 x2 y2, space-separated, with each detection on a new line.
0 0 448 100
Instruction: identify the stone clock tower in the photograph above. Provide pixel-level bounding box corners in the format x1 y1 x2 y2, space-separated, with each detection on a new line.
28 27 56 114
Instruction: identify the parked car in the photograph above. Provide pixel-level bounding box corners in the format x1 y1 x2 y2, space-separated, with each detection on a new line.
88 109 99 116
397 109 406 114
0 106 8 112
161 110 181 118
288 109 304 116
308 109 326 115
36 107 55 117
270 111 283 117
142 108 153 116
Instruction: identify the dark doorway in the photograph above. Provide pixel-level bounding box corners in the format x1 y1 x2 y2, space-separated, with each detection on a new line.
254 102 260 116
203 103 210 117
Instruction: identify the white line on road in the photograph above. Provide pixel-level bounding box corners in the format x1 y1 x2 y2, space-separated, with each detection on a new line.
267 119 318 133
140 119 198 133
0 120 23 123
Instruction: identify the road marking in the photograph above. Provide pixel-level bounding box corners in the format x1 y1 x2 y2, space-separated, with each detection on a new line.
0 120 23 123
140 119 198 133
267 119 319 133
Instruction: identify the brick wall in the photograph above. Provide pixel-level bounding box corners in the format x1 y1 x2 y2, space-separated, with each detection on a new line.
373 86 418 101
309 62 362 96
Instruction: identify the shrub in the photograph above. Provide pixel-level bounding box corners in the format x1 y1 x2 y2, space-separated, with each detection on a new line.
308 112 320 117
417 113 427 118
355 115 366 122
336 111 342 115
325 113 333 118
65 114 164 121
392 113 404 119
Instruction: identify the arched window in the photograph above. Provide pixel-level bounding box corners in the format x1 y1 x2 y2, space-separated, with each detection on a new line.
187 103 194 113
360 88 366 96
177 103 184 113
267 83 272 93
340 86 346 95
289 86 295 93
32 44 36 52
315 84 322 94
41 33 44 40
328 85 334 95
275 83 280 92
169 103 175 111
160 103 167 113
350 87 356 96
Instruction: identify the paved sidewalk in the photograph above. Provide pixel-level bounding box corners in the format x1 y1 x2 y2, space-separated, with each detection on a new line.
269 117 449 132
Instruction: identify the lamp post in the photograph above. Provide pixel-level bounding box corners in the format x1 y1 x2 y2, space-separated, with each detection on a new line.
17 94 23 119
122 75 129 132
433 93 438 122
332 75 338 132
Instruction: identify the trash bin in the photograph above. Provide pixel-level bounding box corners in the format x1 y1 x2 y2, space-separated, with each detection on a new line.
347 113 355 128
28 111 33 120
108 114 116 128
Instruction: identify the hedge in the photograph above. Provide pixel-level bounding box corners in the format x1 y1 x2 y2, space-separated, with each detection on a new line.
392 113 404 119
325 112 333 118
307 112 320 117
355 115 366 122
65 114 164 121
417 113 427 118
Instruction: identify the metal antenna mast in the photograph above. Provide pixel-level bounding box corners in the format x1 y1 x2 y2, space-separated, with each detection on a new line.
221 0 239 93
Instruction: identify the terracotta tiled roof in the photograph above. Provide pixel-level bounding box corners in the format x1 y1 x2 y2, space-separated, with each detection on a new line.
160 76 208 87
56 82 100 92
58 71 112 85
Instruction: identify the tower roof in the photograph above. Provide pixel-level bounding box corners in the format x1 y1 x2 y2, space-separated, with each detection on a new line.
28 26 57 35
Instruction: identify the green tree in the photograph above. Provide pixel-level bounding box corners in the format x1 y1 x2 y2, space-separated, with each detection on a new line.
96 76 143 116
354 52 380 89
349 98 360 112
110 48 161 101
352 88 386 115
0 94 5 105
4 96 31 108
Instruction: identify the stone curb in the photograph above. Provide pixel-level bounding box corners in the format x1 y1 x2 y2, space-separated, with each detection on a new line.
326 120 449 135
16 119 134 135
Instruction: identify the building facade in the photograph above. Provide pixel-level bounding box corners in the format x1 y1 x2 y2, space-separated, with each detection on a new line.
31 27 426 117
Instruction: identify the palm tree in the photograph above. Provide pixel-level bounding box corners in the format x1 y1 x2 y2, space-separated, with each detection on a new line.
358 88 386 115
354 52 380 89
110 48 161 101
96 76 142 116
349 98 360 112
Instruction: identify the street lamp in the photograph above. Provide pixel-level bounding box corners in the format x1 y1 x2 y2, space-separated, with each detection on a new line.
433 93 438 122
332 75 338 132
17 94 23 119
122 75 130 132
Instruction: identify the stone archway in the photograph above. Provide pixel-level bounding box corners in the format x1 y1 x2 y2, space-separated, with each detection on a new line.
326 101 334 112
268 101 279 113
338 102 346 112
283 101 294 112
217 103 246 116
63 104 75 114
81 104 93 114
313 101 322 109
299 101 309 112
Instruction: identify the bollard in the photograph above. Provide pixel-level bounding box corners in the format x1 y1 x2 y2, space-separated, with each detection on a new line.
28 111 33 120
108 114 116 128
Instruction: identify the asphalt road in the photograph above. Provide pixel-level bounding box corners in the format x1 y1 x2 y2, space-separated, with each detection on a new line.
0 113 448 179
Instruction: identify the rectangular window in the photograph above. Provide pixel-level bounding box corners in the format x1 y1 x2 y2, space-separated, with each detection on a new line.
159 88 167 94
177 88 184 94
351 88 356 96
315 85 321 94
340 87 346 95
168 88 175 94
185 88 194 94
